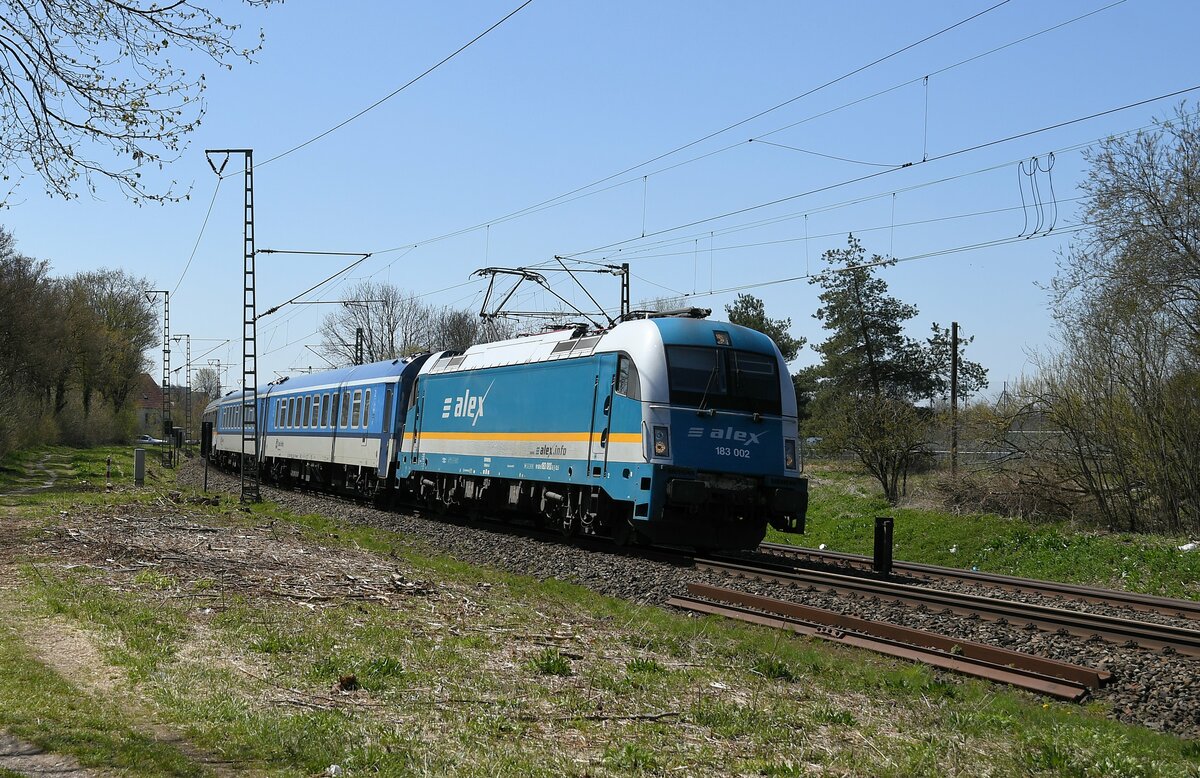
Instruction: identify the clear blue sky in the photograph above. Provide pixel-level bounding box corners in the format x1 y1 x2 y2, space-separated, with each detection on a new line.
2 0 1195 397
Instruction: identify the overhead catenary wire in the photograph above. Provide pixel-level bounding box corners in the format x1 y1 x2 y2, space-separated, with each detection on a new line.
588 196 1084 263
369 0 1024 257
225 103 1190 367
171 177 222 297
560 84 1200 260
256 0 535 170
189 2 1125 287
192 1 1140 372
570 106 1200 263
581 223 1090 315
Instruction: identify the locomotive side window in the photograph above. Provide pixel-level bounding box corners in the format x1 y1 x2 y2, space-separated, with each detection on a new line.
616 355 641 399
321 394 331 427
352 390 363 427
341 391 351 428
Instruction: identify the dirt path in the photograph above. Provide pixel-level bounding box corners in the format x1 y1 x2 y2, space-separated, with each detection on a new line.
0 732 97 777
0 453 73 502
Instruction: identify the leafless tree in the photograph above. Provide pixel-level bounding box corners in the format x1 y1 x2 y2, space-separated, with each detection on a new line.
0 0 278 203
317 281 433 365
194 366 221 400
430 306 480 352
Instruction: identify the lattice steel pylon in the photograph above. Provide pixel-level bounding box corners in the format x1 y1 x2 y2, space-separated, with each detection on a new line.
145 289 171 466
206 148 260 503
173 334 192 450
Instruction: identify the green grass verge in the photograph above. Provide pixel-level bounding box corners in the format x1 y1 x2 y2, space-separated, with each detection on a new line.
0 604 207 775
769 464 1200 600
0 446 1198 776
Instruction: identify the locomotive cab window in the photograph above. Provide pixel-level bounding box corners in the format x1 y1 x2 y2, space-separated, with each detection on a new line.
616 355 641 399
666 346 781 415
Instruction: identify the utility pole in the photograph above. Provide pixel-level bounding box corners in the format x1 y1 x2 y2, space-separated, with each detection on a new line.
951 321 959 477
619 262 630 320
145 290 171 467
206 148 259 503
355 327 364 366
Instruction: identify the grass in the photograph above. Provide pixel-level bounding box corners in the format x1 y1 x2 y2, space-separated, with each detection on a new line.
0 446 1197 775
527 647 573 676
769 461 1200 600
0 602 205 775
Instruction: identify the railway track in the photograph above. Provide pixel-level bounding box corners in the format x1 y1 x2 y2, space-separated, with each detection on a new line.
758 542 1200 621
669 583 1109 700
696 555 1200 657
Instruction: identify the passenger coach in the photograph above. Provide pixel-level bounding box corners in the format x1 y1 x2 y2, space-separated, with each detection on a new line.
203 354 430 495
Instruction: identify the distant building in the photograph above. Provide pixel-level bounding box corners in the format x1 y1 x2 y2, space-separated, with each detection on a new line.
134 373 165 436
134 373 218 439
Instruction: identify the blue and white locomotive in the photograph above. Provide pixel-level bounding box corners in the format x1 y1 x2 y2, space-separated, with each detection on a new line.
203 311 808 549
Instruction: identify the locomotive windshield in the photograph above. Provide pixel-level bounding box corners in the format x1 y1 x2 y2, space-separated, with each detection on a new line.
665 346 781 415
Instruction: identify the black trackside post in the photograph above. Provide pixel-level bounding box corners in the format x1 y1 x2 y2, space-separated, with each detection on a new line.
873 516 894 575
201 421 213 493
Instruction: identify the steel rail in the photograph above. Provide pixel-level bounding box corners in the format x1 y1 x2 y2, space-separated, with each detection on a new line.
758 542 1200 621
670 583 1095 700
696 557 1200 657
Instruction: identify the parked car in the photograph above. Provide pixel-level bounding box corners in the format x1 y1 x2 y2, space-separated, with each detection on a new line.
135 434 165 445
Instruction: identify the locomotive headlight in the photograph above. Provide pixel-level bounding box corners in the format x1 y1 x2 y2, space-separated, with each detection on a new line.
652 425 670 457
784 438 798 470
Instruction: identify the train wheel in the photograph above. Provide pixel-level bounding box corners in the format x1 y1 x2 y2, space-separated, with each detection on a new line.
611 518 634 547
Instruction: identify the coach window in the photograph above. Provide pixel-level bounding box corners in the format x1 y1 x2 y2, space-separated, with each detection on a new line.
321 394 330 427
341 391 351 428
616 355 641 399
309 395 319 427
362 389 371 428
352 390 362 427
301 396 310 428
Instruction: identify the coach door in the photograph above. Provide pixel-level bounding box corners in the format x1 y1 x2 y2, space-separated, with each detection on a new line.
376 384 394 477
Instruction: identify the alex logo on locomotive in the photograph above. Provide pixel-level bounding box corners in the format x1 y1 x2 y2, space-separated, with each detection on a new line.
440 381 493 426
687 426 765 445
